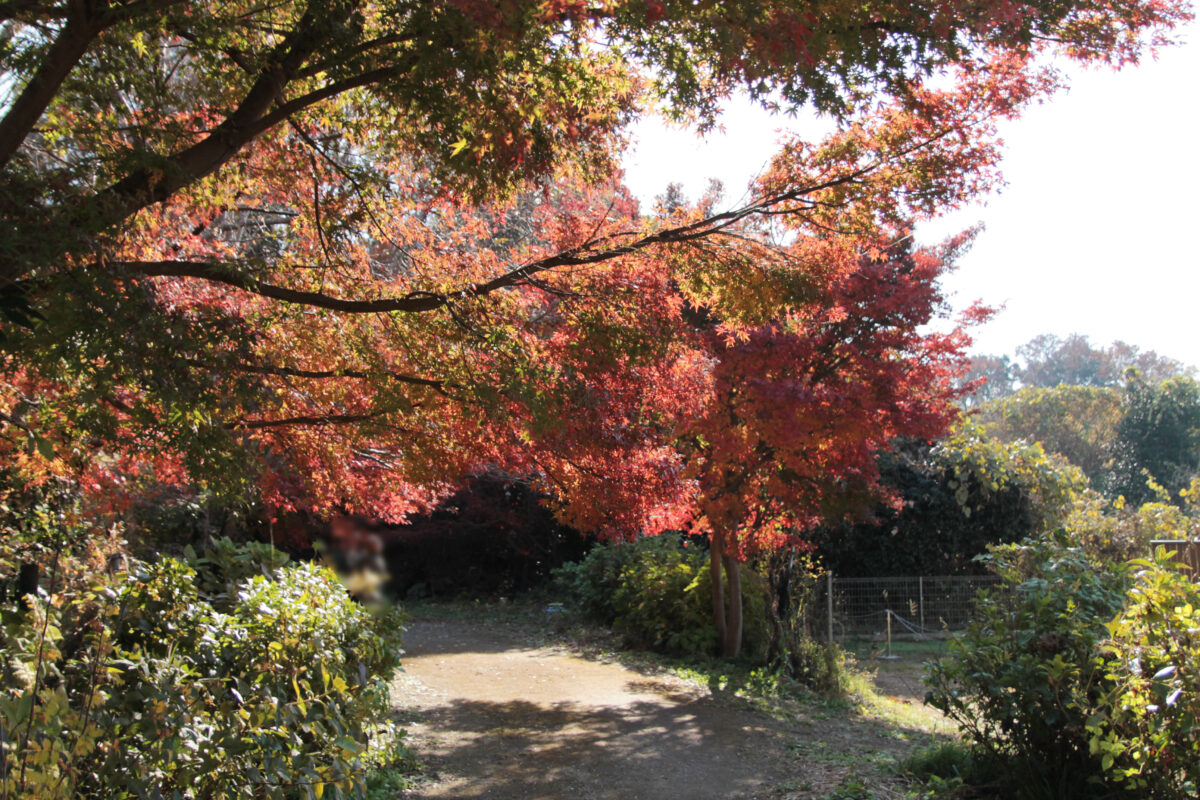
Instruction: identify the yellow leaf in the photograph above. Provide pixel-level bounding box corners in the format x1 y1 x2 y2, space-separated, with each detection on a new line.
450 138 470 156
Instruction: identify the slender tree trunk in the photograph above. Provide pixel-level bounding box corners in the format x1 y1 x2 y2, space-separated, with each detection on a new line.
722 552 742 659
15 562 38 615
709 530 727 651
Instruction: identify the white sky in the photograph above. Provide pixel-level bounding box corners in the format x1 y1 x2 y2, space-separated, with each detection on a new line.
622 22 1200 368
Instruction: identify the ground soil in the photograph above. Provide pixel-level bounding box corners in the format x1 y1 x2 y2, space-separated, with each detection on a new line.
392 616 943 800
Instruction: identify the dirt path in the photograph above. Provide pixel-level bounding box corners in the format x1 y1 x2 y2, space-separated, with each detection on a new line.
392 618 932 800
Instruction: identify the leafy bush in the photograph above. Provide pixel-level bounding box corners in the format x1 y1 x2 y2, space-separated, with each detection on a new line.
1063 475 1200 567
1 538 408 800
897 741 976 786
554 536 769 661
1088 548 1200 797
929 535 1200 799
808 428 1085 578
925 534 1129 799
761 551 847 694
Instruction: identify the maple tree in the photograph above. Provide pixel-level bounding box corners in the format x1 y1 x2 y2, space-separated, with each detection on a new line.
0 0 1191 656
679 238 980 655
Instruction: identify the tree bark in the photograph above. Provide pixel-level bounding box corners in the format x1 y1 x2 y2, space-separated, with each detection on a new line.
0 0 110 168
709 530 727 652
722 552 742 659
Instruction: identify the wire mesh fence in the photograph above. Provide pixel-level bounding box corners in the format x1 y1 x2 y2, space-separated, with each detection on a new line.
769 570 1003 641
760 563 1005 674
829 574 1003 640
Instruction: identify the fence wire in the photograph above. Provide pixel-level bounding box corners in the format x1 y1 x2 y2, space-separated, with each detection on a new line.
821 574 1003 642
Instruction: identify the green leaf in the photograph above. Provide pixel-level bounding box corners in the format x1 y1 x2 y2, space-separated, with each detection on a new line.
34 435 54 460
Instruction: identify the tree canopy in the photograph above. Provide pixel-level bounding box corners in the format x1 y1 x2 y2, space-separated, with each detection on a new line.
975 383 1123 486
1107 374 1200 505
0 0 1190 546
963 333 1195 405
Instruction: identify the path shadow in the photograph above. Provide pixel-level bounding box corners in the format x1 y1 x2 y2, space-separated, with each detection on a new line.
396 617 952 798
404 696 783 800
403 619 536 657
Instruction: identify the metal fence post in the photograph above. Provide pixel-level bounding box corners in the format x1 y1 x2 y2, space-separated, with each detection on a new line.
919 576 925 631
826 571 834 645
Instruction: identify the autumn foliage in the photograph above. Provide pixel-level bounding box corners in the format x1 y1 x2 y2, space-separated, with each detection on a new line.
0 0 1192 657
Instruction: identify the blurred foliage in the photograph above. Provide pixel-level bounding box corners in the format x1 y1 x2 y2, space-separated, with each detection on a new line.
0 537 409 800
962 334 1194 406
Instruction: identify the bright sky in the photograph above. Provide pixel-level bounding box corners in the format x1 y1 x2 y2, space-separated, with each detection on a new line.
622 22 1200 369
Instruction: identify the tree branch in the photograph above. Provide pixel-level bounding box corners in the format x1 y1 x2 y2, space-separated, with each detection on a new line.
109 174 853 313
120 259 446 312
94 5 339 220
227 410 390 430
180 357 453 393
0 0 112 168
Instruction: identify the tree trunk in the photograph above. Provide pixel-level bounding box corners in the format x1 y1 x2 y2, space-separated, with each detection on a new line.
709 531 727 651
709 530 744 659
722 553 743 659
16 561 38 614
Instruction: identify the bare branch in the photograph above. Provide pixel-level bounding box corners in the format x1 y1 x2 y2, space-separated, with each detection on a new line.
228 410 390 429
180 357 453 393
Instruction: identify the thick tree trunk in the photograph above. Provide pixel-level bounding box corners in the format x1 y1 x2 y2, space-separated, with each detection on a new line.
722 553 742 659
709 531 727 651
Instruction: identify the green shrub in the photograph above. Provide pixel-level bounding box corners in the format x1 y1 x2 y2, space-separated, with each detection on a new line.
1 539 408 800
928 536 1200 799
777 635 846 694
898 741 976 787
1088 548 1200 797
760 551 848 694
554 536 770 661
925 533 1129 799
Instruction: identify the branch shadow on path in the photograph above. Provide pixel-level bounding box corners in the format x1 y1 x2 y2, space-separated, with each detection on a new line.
394 617 942 799
403 695 783 800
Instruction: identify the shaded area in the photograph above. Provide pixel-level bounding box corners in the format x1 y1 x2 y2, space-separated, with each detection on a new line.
380 473 593 600
393 618 944 799
405 697 778 799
